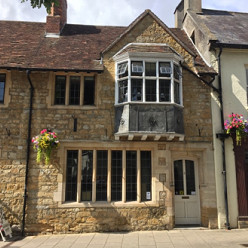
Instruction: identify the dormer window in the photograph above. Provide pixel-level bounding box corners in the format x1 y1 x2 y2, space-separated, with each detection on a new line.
116 59 182 105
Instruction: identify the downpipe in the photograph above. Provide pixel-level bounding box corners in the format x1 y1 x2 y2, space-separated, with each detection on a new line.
21 70 34 236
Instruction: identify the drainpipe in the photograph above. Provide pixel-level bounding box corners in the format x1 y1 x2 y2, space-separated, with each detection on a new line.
21 70 34 236
216 47 231 230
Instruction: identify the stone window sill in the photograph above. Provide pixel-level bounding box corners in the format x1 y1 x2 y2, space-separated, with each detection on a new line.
58 201 158 208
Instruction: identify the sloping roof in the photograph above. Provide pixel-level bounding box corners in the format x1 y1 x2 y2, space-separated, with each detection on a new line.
114 43 181 57
0 21 126 71
170 28 216 74
191 9 248 48
0 10 215 75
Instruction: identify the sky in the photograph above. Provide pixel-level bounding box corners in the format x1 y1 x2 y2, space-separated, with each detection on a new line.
0 0 248 28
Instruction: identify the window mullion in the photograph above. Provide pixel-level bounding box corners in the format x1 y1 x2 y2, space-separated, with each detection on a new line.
128 58 131 102
65 76 70 105
143 61 145 103
156 61 159 103
80 76 84 106
171 62 174 103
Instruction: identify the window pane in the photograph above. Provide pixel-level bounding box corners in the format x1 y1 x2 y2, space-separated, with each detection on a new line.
69 76 80 105
131 79 142 101
111 151 122 201
186 160 196 195
174 160 183 195
174 81 180 104
126 151 137 201
66 150 78 201
145 80 156 102
159 62 171 77
84 76 95 105
145 62 156 76
81 150 93 201
131 61 143 76
0 74 6 103
118 80 128 103
159 79 170 102
96 150 108 201
54 76 66 105
117 62 128 79
141 151 151 201
174 64 180 80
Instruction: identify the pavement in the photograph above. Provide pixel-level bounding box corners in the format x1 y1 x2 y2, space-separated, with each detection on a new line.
0 229 248 248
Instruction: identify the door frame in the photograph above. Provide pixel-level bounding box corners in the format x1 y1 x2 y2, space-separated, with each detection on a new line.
173 158 201 226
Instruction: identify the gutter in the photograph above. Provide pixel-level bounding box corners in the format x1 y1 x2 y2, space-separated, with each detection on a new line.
215 47 231 230
21 70 34 236
0 66 103 74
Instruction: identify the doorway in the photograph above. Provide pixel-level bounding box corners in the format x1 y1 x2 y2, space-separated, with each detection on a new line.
174 159 201 225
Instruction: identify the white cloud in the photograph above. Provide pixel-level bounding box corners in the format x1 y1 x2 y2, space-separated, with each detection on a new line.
0 0 248 27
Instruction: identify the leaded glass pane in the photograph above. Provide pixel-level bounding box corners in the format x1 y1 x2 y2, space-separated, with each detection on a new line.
65 150 78 201
96 150 108 201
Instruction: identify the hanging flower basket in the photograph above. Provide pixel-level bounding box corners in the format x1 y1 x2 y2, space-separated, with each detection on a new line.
32 129 60 165
224 114 248 146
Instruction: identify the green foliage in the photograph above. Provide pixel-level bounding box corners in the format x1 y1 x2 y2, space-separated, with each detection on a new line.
21 0 59 14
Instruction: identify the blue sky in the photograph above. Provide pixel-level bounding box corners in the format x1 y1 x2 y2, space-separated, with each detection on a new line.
0 0 248 27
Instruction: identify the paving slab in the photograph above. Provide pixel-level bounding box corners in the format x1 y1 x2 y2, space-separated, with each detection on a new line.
0 229 248 248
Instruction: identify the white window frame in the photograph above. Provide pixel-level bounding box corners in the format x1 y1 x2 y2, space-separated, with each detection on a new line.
115 57 182 106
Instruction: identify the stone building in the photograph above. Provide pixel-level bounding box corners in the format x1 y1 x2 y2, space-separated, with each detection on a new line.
0 0 217 234
175 0 248 229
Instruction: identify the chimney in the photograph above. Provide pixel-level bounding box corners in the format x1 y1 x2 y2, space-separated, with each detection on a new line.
46 0 67 37
174 0 202 28
184 0 202 16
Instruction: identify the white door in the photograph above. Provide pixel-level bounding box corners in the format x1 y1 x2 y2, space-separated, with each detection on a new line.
174 160 201 225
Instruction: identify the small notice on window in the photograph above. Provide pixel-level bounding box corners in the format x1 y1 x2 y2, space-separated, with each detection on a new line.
146 192 151 200
191 191 196 195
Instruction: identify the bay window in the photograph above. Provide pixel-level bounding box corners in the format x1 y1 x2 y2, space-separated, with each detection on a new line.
116 60 182 105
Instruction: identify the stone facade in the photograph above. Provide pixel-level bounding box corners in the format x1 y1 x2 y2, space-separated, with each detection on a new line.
0 12 217 234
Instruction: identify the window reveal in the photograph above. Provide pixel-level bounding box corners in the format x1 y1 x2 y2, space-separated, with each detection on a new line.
65 150 151 203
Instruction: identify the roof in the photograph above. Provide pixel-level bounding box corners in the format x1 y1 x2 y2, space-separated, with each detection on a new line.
0 10 215 75
0 21 126 71
114 43 181 58
191 9 248 48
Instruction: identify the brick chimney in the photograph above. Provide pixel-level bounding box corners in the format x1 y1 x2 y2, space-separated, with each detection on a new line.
46 0 67 37
174 0 202 28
